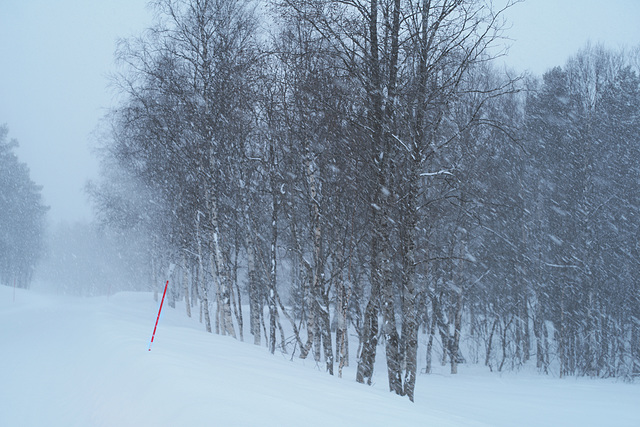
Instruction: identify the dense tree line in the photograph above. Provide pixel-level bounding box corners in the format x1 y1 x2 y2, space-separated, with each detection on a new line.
91 0 640 400
520 46 640 378
0 125 48 288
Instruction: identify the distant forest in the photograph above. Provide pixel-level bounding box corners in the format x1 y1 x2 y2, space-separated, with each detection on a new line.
0 125 47 289
85 0 640 400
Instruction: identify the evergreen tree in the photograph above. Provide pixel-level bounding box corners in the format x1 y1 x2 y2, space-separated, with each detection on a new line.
0 125 48 288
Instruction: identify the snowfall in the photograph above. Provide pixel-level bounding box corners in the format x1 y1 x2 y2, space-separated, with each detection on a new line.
2 284 639 427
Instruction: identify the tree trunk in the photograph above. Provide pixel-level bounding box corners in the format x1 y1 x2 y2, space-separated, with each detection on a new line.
268 173 279 354
152 256 158 302
335 244 349 378
320 291 334 375
425 297 437 374
213 212 236 338
485 316 499 370
401 157 420 400
183 255 191 318
210 249 222 335
197 213 212 333
246 227 262 346
356 286 379 385
450 288 463 375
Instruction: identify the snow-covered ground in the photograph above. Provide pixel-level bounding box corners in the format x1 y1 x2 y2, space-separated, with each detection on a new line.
2 284 639 427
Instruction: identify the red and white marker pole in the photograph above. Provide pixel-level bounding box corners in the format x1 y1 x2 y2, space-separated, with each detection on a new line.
148 279 169 351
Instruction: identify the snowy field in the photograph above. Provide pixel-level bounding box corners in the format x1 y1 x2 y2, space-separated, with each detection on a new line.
2 284 639 427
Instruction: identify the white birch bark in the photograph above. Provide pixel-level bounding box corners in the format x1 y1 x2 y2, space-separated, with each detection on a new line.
206 185 236 338
197 212 212 333
183 254 191 318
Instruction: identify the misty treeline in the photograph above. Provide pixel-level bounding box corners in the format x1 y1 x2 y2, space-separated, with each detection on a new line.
89 0 640 399
35 222 151 296
0 125 47 289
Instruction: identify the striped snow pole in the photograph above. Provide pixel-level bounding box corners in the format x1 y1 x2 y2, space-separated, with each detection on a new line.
148 279 169 351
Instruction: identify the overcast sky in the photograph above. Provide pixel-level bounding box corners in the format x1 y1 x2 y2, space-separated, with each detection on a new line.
0 0 151 224
1 0 639 224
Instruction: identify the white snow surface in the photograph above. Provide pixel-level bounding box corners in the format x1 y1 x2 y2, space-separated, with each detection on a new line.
2 284 640 427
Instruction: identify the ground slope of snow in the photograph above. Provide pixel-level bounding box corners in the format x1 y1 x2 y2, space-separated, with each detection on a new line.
2 284 639 427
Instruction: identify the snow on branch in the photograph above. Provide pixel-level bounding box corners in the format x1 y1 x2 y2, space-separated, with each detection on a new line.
420 170 454 177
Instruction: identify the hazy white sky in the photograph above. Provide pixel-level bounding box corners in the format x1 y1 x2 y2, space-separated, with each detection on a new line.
502 0 640 75
0 0 151 224
1 0 639 224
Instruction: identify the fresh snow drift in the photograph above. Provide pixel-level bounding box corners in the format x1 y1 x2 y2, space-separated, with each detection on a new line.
1 284 639 427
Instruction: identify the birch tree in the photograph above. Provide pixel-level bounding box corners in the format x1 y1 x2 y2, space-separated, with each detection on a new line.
102 0 260 337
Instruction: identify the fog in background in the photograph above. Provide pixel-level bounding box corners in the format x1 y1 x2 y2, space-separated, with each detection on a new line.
32 222 151 295
1 0 639 295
